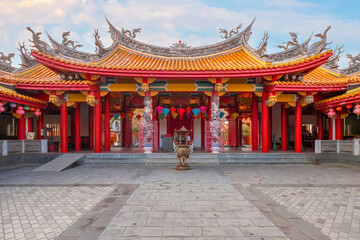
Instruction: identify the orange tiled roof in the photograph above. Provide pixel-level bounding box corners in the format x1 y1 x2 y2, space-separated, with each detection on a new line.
0 65 85 85
0 86 47 105
315 88 360 106
33 46 333 72
265 66 351 86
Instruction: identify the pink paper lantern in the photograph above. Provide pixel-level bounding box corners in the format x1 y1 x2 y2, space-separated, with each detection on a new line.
0 103 4 113
16 106 25 115
199 106 207 114
34 109 41 117
354 105 360 115
327 108 336 118
155 106 163 114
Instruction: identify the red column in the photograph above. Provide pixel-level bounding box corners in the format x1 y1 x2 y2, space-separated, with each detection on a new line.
295 99 302 153
94 91 102 153
251 93 258 151
74 103 81 151
329 118 333 140
27 117 33 133
71 110 75 139
268 107 272 148
208 96 211 121
37 113 44 140
281 103 287 151
317 112 323 140
89 106 94 149
335 114 343 140
18 115 26 140
60 98 68 153
104 94 111 151
262 92 269 153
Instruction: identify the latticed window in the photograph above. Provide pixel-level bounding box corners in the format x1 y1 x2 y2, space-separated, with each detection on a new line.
45 124 60 136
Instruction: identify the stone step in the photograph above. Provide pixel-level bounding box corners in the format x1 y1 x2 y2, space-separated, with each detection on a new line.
145 157 220 164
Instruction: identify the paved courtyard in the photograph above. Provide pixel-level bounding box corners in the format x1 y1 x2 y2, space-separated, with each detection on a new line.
0 163 359 239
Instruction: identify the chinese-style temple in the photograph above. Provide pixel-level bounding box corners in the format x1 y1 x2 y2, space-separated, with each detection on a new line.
1 19 360 154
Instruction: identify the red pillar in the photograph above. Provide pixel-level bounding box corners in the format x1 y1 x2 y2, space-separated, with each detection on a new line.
104 94 111 151
94 91 102 153
88 106 94 149
281 103 287 151
27 117 33 133
208 96 211 121
328 118 333 140
317 112 324 140
18 115 26 140
74 103 81 151
71 110 75 139
37 113 44 140
295 99 302 153
335 114 343 140
268 107 272 148
60 98 68 153
251 93 258 151
262 92 269 153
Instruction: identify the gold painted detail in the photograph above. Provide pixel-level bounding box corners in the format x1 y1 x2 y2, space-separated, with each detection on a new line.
267 95 277 107
49 95 62 107
86 95 96 107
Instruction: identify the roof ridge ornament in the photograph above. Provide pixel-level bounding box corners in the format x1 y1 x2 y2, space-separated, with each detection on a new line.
340 52 360 74
121 28 141 38
170 41 191 49
26 27 54 55
323 44 344 69
61 31 83 50
220 24 242 39
306 26 332 56
277 32 298 50
0 51 16 73
17 42 39 69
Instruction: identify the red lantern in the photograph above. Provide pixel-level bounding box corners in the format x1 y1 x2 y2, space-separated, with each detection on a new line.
177 108 185 119
226 115 231 120
186 107 192 114
327 108 336 118
346 104 353 109
202 116 207 120
165 115 170 120
121 113 126 119
170 107 176 114
136 114 141 119
191 115 195 120
335 106 342 111
128 112 134 118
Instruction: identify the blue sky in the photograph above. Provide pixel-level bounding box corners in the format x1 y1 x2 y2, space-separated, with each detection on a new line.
0 0 359 68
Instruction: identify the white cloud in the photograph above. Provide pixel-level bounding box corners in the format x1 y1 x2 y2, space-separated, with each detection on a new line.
0 0 358 69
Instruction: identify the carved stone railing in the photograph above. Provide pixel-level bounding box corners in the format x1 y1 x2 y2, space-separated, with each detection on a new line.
315 140 360 155
0 140 47 156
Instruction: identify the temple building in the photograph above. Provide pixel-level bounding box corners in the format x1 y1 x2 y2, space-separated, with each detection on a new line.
0 19 359 154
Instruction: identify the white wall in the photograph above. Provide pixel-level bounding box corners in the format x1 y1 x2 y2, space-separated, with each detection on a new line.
159 118 167 148
193 118 201 148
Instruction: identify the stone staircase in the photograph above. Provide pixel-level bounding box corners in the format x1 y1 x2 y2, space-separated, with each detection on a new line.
83 152 312 165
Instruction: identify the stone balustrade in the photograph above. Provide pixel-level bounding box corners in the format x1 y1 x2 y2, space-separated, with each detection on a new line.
315 139 360 155
0 140 47 156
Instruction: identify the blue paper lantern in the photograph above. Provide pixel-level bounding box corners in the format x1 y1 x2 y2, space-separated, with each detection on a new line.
162 108 170 116
192 108 200 117
219 112 225 118
113 113 120 120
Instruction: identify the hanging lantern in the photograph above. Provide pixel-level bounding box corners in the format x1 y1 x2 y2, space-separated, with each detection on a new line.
192 108 200 117
327 108 336 118
219 111 225 118
16 106 25 115
335 106 342 111
162 107 169 116
120 113 126 119
354 105 360 115
177 108 185 119
226 115 231 120
196 114 201 119
159 113 165 120
170 107 176 114
346 104 353 109
232 112 239 119
136 114 142 120
186 107 192 114
199 106 207 114
155 106 163 114
165 115 170 120
172 112 178 119
29 107 35 112
191 115 196 120
128 112 134 118
10 103 16 108
202 115 207 120
114 104 121 110
34 109 41 117
113 113 120 120
0 103 5 113
23 106 30 111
